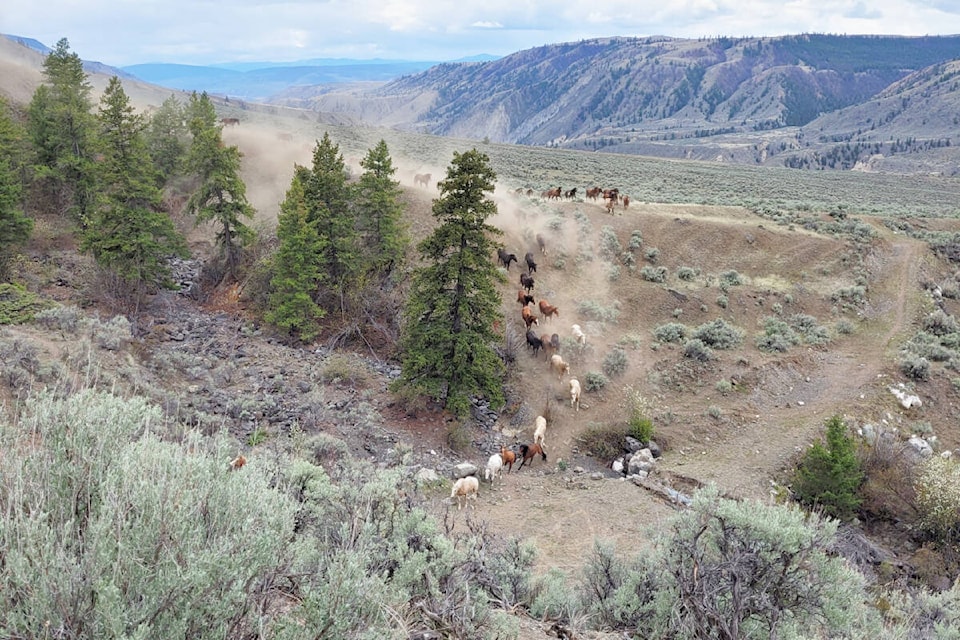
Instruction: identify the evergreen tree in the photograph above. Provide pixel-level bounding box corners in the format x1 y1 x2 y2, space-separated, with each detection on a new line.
355 139 407 278
0 100 33 278
265 169 325 341
184 92 255 279
394 148 505 417
793 414 864 520
302 133 358 316
81 77 186 308
145 94 189 181
26 38 97 223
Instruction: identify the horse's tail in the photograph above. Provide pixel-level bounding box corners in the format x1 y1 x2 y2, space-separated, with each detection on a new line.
519 444 530 458
540 449 548 462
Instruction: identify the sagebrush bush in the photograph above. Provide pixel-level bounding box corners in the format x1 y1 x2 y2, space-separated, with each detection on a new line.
719 270 744 287
692 318 744 349
602 347 629 377
653 322 687 343
640 266 668 283
677 266 698 281
584 371 609 392
923 308 960 336
899 353 931 380
599 225 622 260
914 456 960 541
683 338 713 361
577 300 620 323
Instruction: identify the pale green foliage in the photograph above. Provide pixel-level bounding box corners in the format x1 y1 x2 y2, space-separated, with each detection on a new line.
0 389 294 638
914 456 960 541
692 317 745 349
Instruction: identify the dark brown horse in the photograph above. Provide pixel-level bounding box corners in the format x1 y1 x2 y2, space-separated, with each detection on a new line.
517 443 547 470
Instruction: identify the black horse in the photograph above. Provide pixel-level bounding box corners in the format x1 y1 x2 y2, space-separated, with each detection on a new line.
498 248 518 270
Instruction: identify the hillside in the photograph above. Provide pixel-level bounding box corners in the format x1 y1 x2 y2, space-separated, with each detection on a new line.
7 40 960 636
275 34 960 174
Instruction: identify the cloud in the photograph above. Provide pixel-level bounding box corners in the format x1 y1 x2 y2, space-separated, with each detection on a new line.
6 0 960 66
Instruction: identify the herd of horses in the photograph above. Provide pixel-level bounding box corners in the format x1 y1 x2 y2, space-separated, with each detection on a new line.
513 185 630 212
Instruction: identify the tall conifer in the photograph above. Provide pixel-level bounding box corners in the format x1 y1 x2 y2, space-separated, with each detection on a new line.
394 149 505 416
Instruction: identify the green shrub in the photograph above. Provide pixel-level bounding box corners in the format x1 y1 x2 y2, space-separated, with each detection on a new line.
0 389 295 638
716 294 728 308
792 415 864 520
644 247 660 263
627 414 655 445
756 316 800 352
584 371 609 392
599 225 623 260
923 308 960 336
653 322 687 343
577 300 620 323
0 283 50 325
578 424 622 458
683 338 713 361
640 266 668 282
602 347 629 377
692 318 744 349
677 266 698 281
617 333 643 350
914 456 960 541
627 230 643 251
719 270 744 287
899 353 931 380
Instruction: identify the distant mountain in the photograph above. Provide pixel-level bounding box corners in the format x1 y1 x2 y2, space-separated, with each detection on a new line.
272 34 960 173
121 55 500 101
1 33 132 79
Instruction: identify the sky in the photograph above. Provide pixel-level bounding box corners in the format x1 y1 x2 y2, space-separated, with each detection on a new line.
4 0 960 67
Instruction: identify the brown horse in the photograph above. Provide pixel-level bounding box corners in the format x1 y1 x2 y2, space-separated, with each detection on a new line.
500 445 517 473
414 173 431 188
517 443 547 470
220 117 240 126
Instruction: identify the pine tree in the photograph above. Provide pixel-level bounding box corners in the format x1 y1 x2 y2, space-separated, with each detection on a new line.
145 94 189 181
302 133 358 317
81 77 186 309
394 149 505 417
26 38 97 223
265 169 325 341
185 92 255 279
793 415 864 520
355 139 407 278
0 99 33 277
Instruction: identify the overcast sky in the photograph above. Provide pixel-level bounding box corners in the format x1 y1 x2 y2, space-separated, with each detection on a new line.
5 0 960 67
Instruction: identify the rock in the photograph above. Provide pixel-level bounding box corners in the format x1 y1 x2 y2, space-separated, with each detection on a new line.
647 440 662 458
908 436 933 458
590 472 605 480
612 458 625 474
453 462 479 479
624 436 645 453
415 468 440 484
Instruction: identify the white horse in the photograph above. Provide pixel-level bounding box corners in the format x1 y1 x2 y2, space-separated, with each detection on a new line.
484 453 504 484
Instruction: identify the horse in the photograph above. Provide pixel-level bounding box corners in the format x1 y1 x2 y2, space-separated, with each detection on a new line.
541 187 561 200
623 195 630 209
498 248 518 270
414 173 431 188
572 324 586 345
500 445 517 473
533 415 547 446
522 306 539 328
484 454 504 484
520 272 535 293
526 329 543 356
541 332 556 359
450 475 479 510
550 333 561 353
536 233 547 255
524 252 537 274
538 300 559 322
569 378 582 411
550 354 570 381
517 443 547 470
586 187 602 200
605 197 616 214
220 117 240 126
517 289 535 306
564 187 577 199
